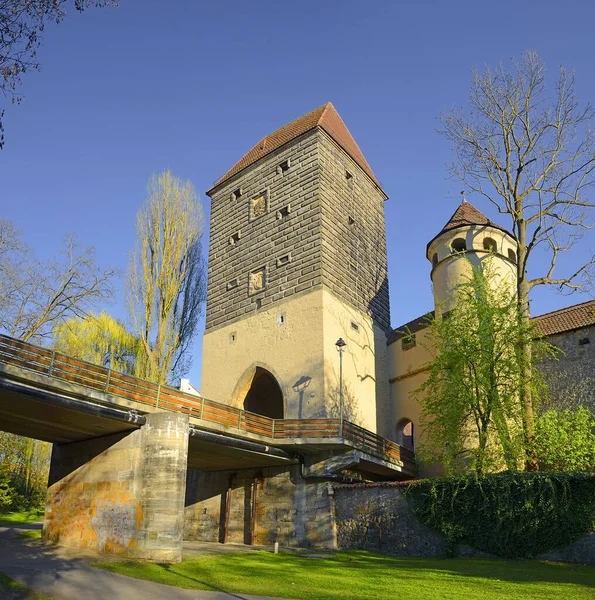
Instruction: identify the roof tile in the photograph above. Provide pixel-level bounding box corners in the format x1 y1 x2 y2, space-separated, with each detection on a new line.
208 102 381 193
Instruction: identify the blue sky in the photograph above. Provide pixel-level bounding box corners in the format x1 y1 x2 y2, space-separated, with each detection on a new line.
1 0 594 387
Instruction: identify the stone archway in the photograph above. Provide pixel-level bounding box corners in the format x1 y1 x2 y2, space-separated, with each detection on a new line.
242 367 284 419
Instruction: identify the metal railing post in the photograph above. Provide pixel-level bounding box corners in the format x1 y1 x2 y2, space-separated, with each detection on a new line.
104 368 111 393
48 351 56 377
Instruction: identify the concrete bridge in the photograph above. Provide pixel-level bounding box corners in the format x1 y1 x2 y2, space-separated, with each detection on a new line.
0 334 415 562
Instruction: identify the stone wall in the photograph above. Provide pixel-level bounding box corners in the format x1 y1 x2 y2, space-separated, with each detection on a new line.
333 482 595 564
184 464 335 548
333 482 446 556
540 325 595 412
205 130 322 332
318 131 390 332
44 412 189 562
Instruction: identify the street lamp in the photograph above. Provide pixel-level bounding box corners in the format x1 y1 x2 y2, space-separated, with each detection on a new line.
335 338 346 436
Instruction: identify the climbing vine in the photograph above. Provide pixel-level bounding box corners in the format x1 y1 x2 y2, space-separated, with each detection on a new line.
404 472 595 558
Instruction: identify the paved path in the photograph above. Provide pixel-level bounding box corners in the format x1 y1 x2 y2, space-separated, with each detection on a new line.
0 527 293 600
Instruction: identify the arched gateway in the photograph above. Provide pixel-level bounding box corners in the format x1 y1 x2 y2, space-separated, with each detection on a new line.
242 367 284 419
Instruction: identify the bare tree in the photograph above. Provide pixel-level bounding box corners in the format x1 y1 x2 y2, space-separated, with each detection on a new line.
439 51 595 469
0 220 116 343
127 170 206 385
0 0 113 148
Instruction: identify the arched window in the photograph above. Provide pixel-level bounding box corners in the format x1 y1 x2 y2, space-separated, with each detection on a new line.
396 419 415 452
243 367 284 419
483 238 497 253
432 253 438 267
451 238 466 253
508 248 517 264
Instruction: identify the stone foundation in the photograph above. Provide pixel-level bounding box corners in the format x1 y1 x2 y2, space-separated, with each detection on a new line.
44 412 189 562
184 464 336 549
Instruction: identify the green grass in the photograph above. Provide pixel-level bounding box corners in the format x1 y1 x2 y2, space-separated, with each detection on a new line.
0 572 55 600
94 550 595 600
0 510 44 527
18 529 42 541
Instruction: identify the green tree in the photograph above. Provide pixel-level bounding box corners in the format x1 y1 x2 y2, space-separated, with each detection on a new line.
127 171 206 384
53 311 140 374
533 407 595 471
439 51 595 469
410 258 554 475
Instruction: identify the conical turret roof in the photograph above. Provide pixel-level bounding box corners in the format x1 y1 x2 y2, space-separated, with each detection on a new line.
208 102 382 194
427 201 514 255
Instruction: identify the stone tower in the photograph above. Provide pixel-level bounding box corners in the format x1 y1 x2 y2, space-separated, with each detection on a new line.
201 103 391 434
426 200 518 312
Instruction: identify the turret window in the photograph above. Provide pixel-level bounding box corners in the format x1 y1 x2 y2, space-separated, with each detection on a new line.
483 238 497 253
451 238 467 253
432 253 438 267
508 249 517 264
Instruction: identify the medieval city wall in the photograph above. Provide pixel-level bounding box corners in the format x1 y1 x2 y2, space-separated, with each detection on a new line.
540 324 595 413
333 482 595 563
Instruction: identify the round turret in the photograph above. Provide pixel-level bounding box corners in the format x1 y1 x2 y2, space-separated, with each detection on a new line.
427 201 518 311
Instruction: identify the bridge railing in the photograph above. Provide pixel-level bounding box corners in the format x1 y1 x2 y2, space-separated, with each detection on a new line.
0 334 415 470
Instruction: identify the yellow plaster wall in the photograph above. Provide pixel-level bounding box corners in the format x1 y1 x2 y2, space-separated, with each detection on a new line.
201 286 388 432
428 225 517 311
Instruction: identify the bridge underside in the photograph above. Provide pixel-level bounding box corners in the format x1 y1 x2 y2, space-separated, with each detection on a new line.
0 343 415 562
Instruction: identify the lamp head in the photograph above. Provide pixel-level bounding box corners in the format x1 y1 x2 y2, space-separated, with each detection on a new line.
335 338 346 352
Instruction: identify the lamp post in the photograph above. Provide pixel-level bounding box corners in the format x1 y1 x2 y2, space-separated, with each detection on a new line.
335 337 346 437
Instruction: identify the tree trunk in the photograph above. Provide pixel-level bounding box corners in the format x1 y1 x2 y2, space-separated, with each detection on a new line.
517 221 538 471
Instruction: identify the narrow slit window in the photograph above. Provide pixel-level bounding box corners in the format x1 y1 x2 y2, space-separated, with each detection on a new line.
277 254 291 267
508 249 517 264
348 215 356 226
277 205 291 219
277 159 291 174
345 170 353 180
432 253 438 267
350 321 359 332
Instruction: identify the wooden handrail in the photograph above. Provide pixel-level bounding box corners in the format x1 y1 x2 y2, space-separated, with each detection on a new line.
0 333 415 471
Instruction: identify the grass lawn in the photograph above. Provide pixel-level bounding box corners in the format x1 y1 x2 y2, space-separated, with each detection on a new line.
18 529 42 541
0 510 44 527
94 550 595 600
0 572 55 600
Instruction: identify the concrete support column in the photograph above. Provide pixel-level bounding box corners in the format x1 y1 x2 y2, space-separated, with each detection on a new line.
44 412 189 562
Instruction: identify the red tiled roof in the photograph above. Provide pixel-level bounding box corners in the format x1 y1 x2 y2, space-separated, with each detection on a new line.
388 300 595 346
207 102 381 194
426 201 514 255
533 299 595 337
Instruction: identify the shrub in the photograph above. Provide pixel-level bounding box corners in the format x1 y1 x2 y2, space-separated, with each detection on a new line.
534 407 595 471
404 471 595 558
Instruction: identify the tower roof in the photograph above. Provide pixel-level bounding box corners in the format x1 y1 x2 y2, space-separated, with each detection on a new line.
207 102 382 194
426 201 514 255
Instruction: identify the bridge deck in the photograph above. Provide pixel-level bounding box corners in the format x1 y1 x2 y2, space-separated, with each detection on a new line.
0 334 416 476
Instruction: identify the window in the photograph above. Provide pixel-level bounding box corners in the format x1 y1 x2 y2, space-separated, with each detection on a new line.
277 313 286 326
229 231 241 245
483 238 497 253
276 254 291 267
277 159 291 174
432 253 438 267
277 205 291 220
227 278 238 291
348 215 356 226
508 249 517 264
229 332 236 344
250 190 269 221
350 321 359 332
231 188 242 201
397 419 415 452
451 238 467 253
579 337 590 346
401 334 416 351
345 170 353 180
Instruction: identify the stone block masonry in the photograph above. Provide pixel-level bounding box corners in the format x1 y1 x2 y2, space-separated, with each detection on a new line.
184 464 336 549
44 412 189 562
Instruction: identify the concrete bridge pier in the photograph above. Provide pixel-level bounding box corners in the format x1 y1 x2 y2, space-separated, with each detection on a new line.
43 411 189 562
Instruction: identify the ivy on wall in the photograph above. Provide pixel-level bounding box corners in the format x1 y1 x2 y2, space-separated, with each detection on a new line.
404 472 595 558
